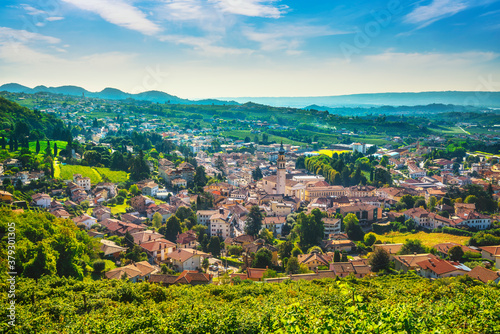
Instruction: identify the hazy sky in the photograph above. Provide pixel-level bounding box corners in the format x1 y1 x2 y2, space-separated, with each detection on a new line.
0 0 499 99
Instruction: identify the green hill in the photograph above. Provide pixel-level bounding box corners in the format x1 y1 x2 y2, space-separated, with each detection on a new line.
0 96 65 138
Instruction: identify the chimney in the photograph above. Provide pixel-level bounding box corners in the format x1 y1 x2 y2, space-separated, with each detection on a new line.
219 208 224 214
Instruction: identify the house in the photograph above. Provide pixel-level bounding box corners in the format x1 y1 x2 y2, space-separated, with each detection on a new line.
242 239 278 267
139 238 176 262
172 178 187 188
416 258 470 278
100 239 127 258
197 210 219 226
32 193 51 208
322 239 356 252
101 218 145 236
150 271 212 286
137 180 159 197
131 195 155 213
268 201 293 217
456 212 491 230
0 190 13 203
335 204 381 223
392 254 437 272
480 245 500 269
346 185 375 197
466 266 500 284
330 262 371 278
93 206 111 222
105 261 157 282
50 208 71 219
298 252 332 271
231 268 268 282
72 214 97 230
73 174 91 191
132 230 165 245
224 234 255 248
373 243 403 256
209 208 235 239
323 218 341 238
433 243 480 259
168 248 207 272
262 216 286 237
176 230 198 248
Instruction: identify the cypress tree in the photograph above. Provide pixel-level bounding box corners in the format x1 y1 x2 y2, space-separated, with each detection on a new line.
36 140 40 154
54 143 58 156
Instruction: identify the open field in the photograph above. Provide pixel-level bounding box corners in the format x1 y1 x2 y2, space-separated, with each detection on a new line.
94 167 129 183
314 149 350 157
374 231 470 248
29 140 67 156
59 165 102 183
57 164 129 184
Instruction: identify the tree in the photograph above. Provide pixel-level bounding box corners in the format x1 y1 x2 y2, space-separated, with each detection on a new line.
35 140 40 154
252 248 273 268
448 245 464 262
162 215 182 242
296 209 324 248
364 232 377 246
202 258 209 272
45 140 51 156
291 245 303 257
194 166 208 188
152 212 163 229
286 256 300 274
93 260 106 276
245 205 263 236
464 195 477 204
54 142 58 156
262 268 278 279
369 247 390 272
399 239 427 255
333 250 341 262
341 251 348 262
252 167 263 181
129 184 140 196
208 236 221 257
278 240 293 260
343 213 365 241
259 228 274 244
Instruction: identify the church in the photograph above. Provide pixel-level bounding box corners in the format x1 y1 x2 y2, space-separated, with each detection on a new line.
261 143 307 200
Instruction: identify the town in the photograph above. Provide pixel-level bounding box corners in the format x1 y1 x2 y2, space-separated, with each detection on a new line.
1 91 500 288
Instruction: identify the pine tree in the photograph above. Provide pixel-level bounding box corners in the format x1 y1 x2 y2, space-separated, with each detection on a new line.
245 205 263 236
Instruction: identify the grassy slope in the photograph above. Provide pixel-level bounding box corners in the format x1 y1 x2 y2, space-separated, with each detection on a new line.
58 165 128 184
374 231 470 247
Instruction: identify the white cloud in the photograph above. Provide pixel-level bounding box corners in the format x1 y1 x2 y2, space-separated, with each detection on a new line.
0 27 61 44
46 17 65 22
210 0 287 18
404 0 469 28
163 0 210 21
363 51 498 66
160 34 253 56
245 23 351 53
62 0 161 35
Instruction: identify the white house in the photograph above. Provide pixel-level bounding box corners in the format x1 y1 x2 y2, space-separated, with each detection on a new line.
73 214 97 230
32 193 51 208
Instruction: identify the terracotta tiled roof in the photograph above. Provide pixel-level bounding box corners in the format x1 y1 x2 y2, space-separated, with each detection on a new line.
466 266 500 283
480 245 500 256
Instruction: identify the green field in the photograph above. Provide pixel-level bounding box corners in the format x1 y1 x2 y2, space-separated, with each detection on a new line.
374 231 470 248
57 165 129 184
94 167 129 183
29 140 67 156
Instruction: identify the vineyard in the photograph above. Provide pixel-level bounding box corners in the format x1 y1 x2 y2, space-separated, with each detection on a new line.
1 274 499 333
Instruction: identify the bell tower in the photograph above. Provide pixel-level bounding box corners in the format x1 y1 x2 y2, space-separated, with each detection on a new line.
276 141 286 194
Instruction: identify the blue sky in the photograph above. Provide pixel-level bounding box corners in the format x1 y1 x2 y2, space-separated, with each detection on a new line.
0 0 499 98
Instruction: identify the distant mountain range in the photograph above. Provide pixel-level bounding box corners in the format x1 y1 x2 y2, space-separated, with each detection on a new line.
0 83 239 106
2 83 500 108
224 91 500 108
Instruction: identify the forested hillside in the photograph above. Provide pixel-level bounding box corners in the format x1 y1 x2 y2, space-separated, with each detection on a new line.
0 97 66 139
0 274 499 333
